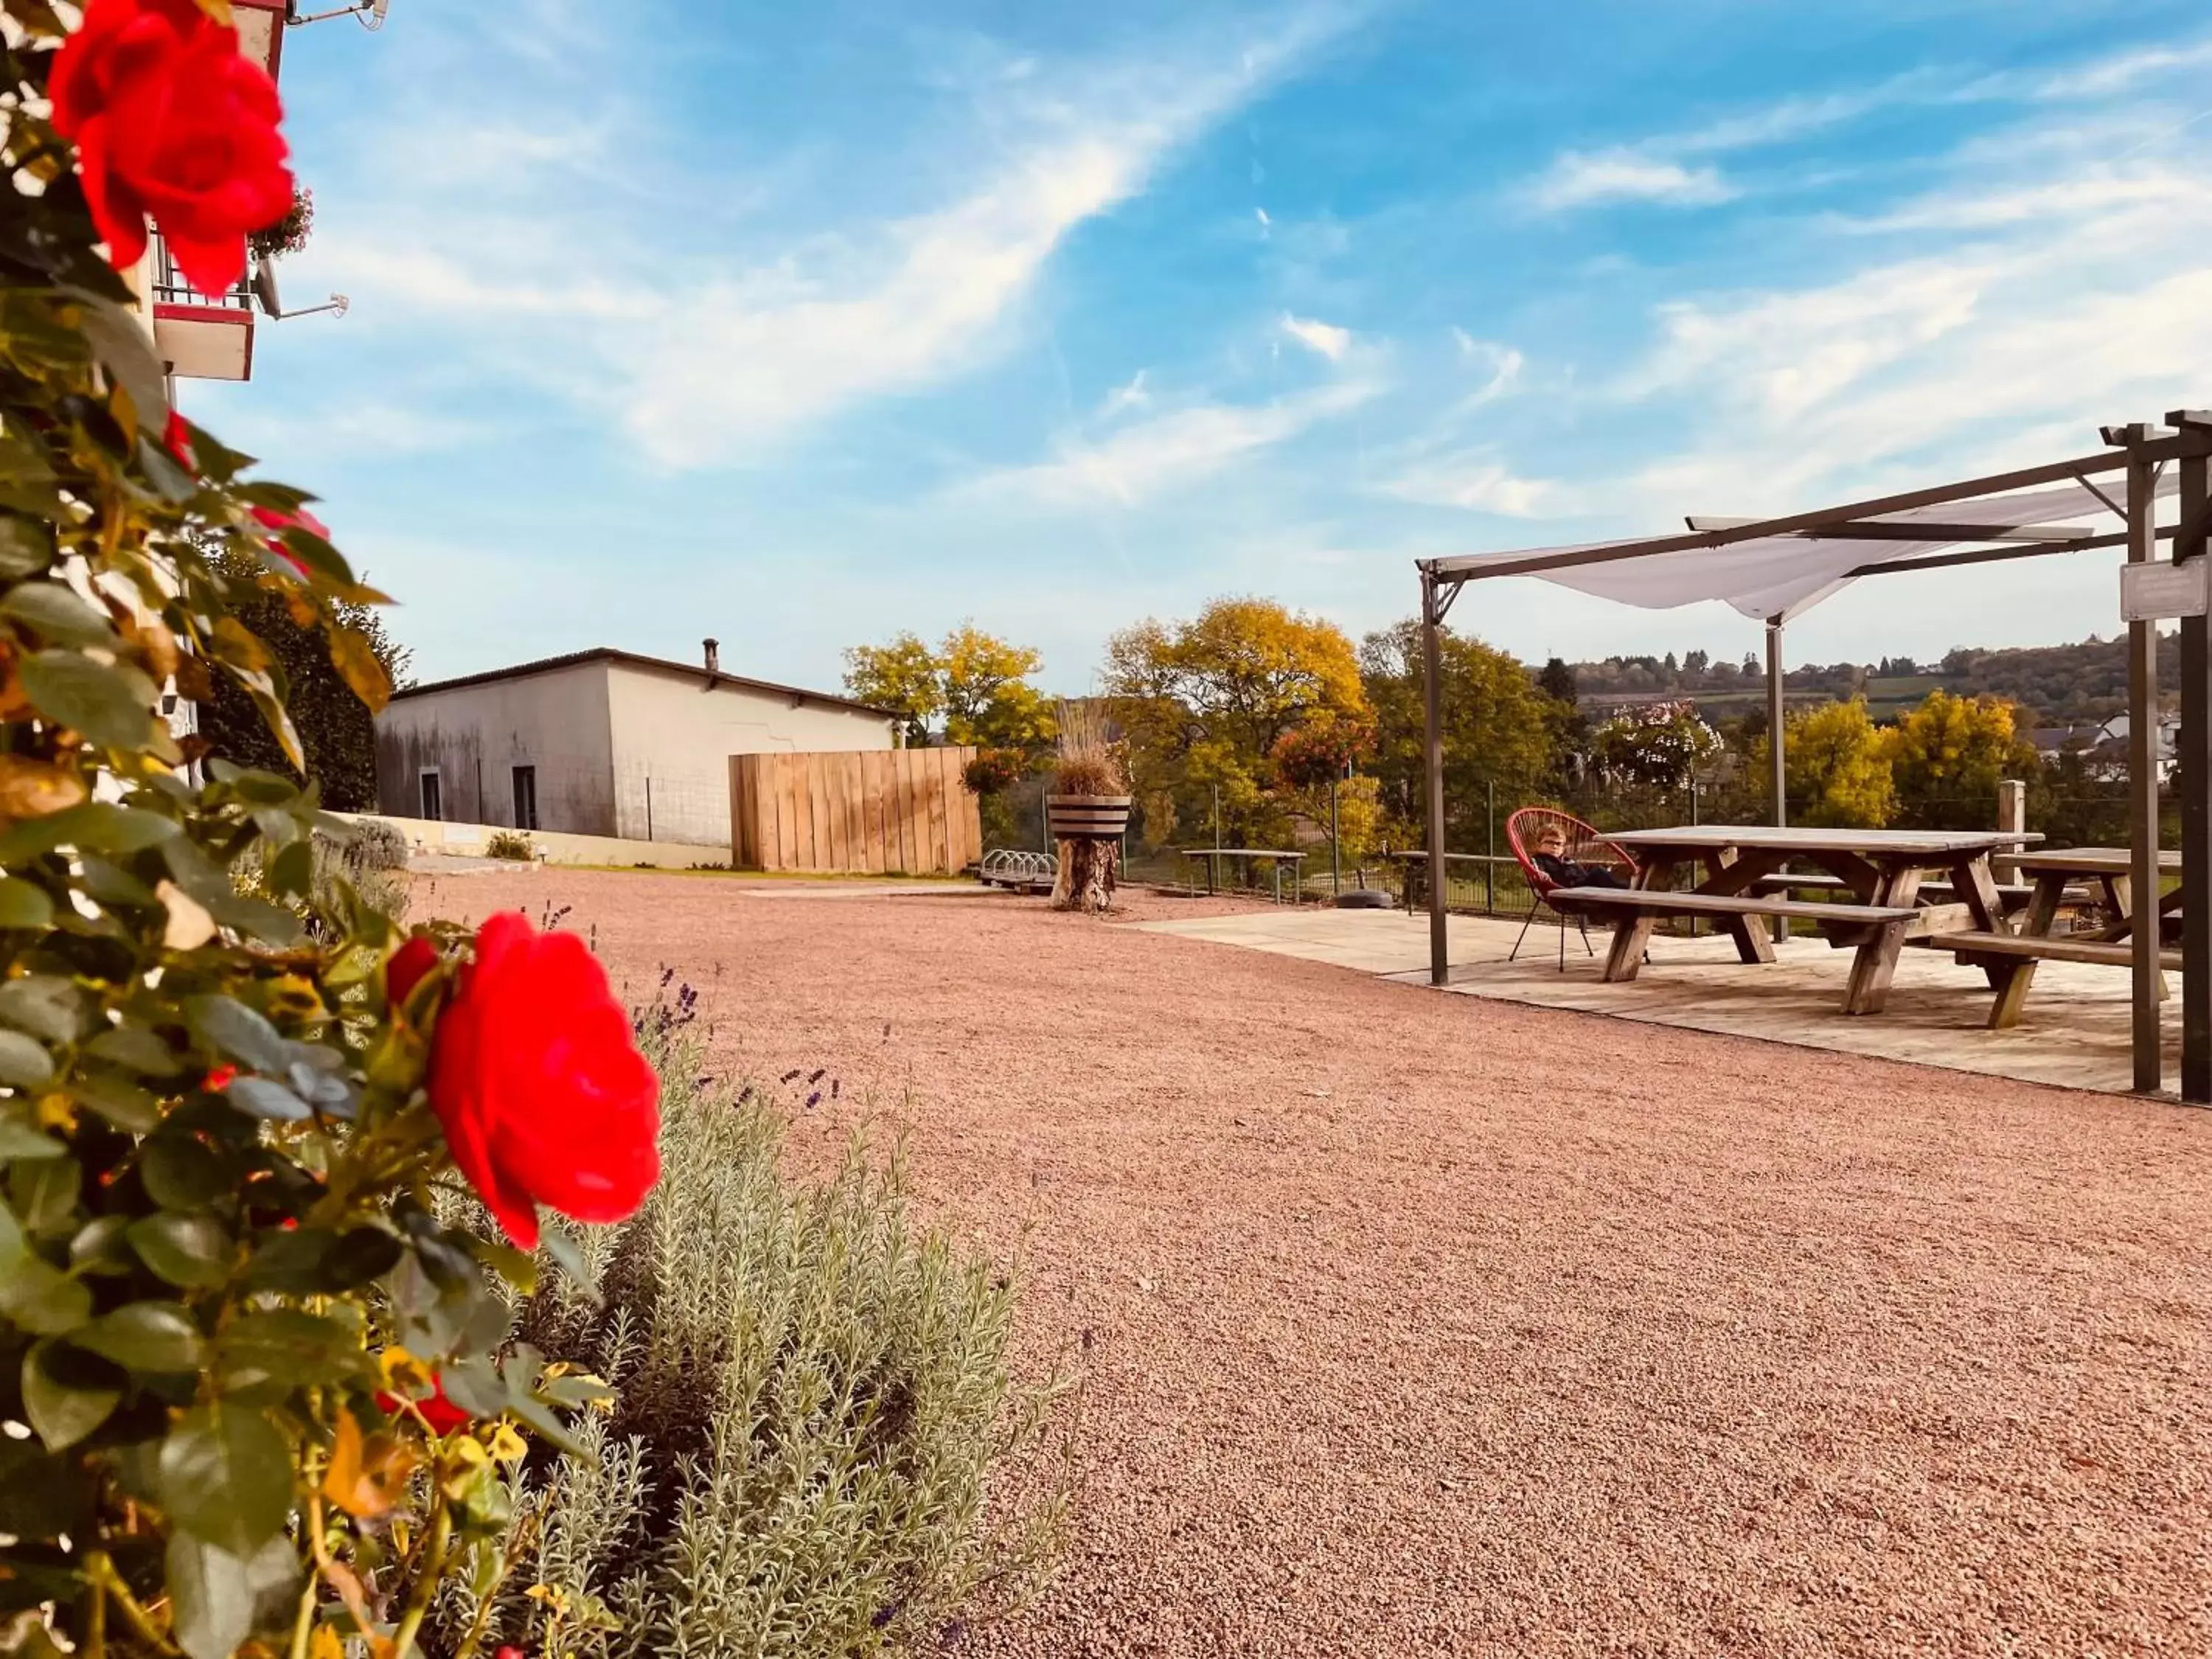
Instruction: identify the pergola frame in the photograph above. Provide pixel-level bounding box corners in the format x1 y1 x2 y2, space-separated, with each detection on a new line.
1415 416 2212 1102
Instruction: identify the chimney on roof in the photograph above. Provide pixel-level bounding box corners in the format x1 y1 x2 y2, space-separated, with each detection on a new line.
703 638 720 675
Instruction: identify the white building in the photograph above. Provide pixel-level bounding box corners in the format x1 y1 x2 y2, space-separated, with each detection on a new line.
373 642 900 845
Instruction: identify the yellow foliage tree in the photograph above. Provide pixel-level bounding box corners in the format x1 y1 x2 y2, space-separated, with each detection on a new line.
843 624 1054 750
1759 698 1896 827
1883 688 2038 830
1104 597 1369 847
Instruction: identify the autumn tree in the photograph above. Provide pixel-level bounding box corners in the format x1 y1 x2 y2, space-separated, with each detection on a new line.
1759 697 1895 827
1103 597 1368 847
196 543 411 810
844 624 1054 750
1885 688 2038 830
1360 621 1554 849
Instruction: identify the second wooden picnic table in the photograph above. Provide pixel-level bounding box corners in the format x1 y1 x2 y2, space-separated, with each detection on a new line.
1568 824 2039 1015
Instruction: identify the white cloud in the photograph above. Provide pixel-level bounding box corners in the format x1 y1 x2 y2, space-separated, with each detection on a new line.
1100 369 1151 417
1280 312 1352 360
959 380 1377 507
1378 453 1562 517
1528 150 1736 212
307 7 1360 469
1450 334 1523 406
2031 35 2212 101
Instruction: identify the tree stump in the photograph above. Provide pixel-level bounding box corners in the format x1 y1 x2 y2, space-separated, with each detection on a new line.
1051 836 1119 912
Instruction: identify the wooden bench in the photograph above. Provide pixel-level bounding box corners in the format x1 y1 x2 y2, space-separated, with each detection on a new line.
1930 929 2182 1028
1554 887 1922 1013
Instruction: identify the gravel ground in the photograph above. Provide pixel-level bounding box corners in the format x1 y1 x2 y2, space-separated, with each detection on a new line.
417 871 2212 1657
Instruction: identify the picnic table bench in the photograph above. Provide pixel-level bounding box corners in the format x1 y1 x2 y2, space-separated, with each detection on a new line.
1930 846 2183 1027
1554 886 1922 1013
1576 825 2038 1016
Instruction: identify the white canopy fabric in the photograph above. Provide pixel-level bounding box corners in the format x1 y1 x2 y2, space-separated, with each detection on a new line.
1444 477 2172 622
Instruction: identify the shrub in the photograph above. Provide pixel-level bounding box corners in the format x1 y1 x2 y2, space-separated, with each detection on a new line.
1050 700 1125 796
961 747 1031 797
435 1029 1069 1657
486 830 538 861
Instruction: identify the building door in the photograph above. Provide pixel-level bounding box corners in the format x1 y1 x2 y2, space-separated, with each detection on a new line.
420 771 442 821
512 765 538 831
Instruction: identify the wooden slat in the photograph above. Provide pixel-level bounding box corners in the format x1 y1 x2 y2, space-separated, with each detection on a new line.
1933 931 2183 969
944 748 975 870
925 753 950 872
770 755 795 872
1557 888 1919 923
728 756 752 867
847 754 869 872
860 752 888 874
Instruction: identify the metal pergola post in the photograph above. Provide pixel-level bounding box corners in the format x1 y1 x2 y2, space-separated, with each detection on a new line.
1423 570 1450 986
2126 445 2163 1093
2175 430 2211 1099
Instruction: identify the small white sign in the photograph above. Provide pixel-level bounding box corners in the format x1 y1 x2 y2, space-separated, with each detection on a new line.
2120 559 2211 622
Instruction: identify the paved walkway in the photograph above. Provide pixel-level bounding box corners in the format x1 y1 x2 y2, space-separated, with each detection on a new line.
1137 905 2185 1096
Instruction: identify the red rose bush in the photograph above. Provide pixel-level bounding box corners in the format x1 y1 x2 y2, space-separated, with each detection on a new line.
0 4 663 1655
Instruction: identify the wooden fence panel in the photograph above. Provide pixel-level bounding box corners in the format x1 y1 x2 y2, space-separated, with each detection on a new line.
726 748 978 874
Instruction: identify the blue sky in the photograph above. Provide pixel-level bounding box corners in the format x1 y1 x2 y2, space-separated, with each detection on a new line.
195 0 2212 693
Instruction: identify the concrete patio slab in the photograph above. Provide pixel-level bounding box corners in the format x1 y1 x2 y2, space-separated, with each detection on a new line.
1135 905 2185 1097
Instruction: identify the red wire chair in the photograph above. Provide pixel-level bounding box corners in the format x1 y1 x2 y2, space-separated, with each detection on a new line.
1504 807 1641 968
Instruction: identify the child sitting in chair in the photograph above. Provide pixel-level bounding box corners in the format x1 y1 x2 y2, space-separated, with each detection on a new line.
1531 822 1631 891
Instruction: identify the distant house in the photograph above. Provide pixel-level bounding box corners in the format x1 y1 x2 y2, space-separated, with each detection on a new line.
373 641 901 845
2077 711 2179 782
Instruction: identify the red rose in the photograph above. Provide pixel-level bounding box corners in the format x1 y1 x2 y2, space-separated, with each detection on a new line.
204 1063 236 1091
51 0 295 299
387 935 439 1005
428 913 659 1249
248 503 328 576
377 1374 472 1436
163 409 196 472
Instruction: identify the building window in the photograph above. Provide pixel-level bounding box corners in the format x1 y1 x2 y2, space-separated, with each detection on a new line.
512 765 538 831
420 771 442 821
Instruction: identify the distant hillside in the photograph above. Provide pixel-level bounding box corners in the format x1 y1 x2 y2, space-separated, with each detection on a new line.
1559 636 2181 726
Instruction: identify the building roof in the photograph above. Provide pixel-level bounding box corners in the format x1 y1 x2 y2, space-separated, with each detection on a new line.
387 647 899 719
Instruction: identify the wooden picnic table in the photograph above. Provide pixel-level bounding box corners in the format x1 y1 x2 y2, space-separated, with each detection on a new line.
1931 846 2183 1028
1572 824 2039 1015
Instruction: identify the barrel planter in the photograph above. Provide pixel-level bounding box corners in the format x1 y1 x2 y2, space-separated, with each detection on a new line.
1046 794 1133 841
1045 794 1130 912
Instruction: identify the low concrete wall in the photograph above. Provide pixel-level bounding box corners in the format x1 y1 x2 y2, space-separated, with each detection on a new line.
337 813 728 871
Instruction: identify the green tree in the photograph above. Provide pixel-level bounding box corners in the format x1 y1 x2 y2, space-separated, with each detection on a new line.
1759 697 1895 827
196 545 411 810
843 625 1054 751
843 632 943 745
1885 688 2039 830
1360 621 1554 848
1537 656 1578 704
939 624 1053 749
1104 597 1368 847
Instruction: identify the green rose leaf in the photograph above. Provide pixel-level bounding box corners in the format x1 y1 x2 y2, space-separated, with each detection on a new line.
0 974 86 1043
183 994 293 1073
0 1255 92 1334
218 1308 369 1398
0 875 55 929
224 1075 310 1122
86 1024 187 1077
0 801 178 861
0 1028 54 1088
436 1356 507 1419
18 649 157 750
0 1430 95 1542
159 1405 293 1556
127 1211 234 1288
0 580 115 647
0 511 57 580
165 1531 253 1659
71 1301 206 1373
10 1154 80 1236
21 1337 123 1450
71 1066 163 1133
68 1213 136 1274
0 1111 63 1161
139 1133 232 1209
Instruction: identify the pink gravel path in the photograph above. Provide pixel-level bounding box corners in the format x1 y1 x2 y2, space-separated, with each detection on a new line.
422 872 2212 1657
